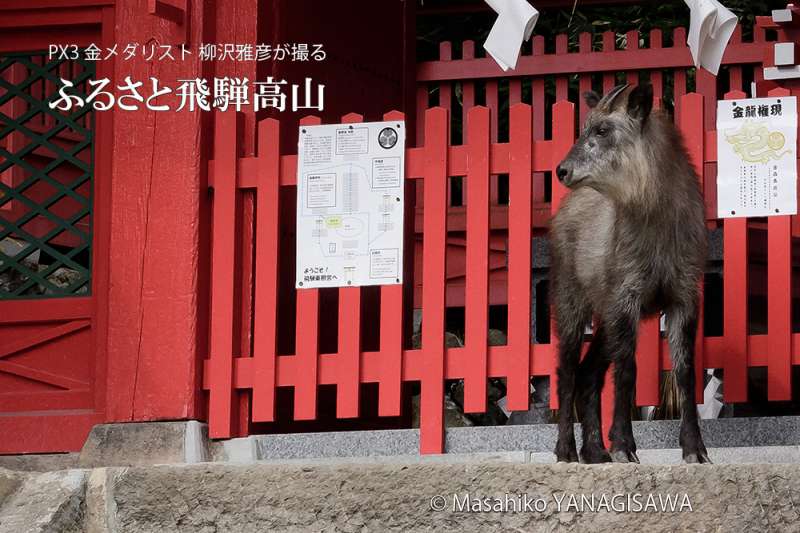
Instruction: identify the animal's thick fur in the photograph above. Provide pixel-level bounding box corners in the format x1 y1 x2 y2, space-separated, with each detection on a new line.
551 83 710 464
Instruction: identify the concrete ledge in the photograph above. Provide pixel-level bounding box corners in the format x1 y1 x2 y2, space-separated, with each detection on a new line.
241 416 800 462
79 421 209 468
252 446 800 466
7 416 800 470
5 416 799 469
0 453 79 472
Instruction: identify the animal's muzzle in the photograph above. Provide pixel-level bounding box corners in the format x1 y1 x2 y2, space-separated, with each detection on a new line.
556 163 571 184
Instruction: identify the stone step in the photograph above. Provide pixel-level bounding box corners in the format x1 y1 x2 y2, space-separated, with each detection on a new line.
3 462 794 531
0 469 85 533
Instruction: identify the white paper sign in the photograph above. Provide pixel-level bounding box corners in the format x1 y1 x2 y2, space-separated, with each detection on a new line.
296 121 405 288
717 96 797 218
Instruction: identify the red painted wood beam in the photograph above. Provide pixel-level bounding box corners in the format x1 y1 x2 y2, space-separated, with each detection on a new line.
0 413 103 455
417 44 763 81
0 8 103 28
0 298 92 323
0 0 113 10
203 330 800 393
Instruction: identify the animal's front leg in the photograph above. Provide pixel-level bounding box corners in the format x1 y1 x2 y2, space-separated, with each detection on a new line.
554 323 583 463
609 354 639 463
667 304 712 464
603 302 640 464
576 325 612 463
553 288 590 463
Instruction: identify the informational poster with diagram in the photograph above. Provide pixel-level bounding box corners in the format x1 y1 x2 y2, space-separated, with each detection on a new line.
296 121 405 288
717 96 797 218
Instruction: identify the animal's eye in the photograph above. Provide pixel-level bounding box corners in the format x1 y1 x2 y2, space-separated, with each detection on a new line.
595 126 609 137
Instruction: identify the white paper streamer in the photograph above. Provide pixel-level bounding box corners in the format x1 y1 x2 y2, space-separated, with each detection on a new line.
685 0 738 75
483 0 539 71
697 370 723 420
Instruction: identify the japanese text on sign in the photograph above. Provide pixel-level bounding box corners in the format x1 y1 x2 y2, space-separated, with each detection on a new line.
716 96 797 218
296 121 406 289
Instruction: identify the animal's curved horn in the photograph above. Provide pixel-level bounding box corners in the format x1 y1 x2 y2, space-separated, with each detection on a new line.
599 83 630 111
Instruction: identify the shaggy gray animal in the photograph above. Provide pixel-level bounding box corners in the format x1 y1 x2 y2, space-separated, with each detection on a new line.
551 83 710 464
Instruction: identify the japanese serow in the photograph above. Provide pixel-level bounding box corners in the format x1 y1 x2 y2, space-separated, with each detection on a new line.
551 83 709 464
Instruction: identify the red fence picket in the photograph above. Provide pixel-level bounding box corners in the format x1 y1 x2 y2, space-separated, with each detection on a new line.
681 92 707 401
506 103 532 411
208 111 238 438
722 90 749 404
767 88 794 401
252 116 281 423
463 106 490 414
205 89 799 454
420 107 448 453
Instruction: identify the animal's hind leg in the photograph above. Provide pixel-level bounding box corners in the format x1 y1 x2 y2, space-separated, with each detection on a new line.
575 325 612 463
554 292 590 462
667 303 711 464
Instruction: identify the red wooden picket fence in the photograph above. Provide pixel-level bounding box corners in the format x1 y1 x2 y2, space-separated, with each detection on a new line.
204 86 799 454
413 26 772 311
416 26 769 213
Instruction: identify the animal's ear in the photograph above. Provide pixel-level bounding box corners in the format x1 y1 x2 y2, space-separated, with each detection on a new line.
627 83 653 121
583 91 601 109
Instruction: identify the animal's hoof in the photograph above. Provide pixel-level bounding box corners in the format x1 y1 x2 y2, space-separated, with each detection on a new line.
556 452 579 463
555 445 579 463
555 439 578 463
683 451 712 464
580 446 612 464
610 449 640 464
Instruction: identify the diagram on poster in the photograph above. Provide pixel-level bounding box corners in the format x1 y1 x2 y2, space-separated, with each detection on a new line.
717 96 797 218
296 120 405 288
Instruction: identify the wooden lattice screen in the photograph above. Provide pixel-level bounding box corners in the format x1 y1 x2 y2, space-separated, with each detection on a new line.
0 52 94 298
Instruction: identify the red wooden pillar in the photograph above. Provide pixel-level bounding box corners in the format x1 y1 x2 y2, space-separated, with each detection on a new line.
105 0 203 422
105 0 258 424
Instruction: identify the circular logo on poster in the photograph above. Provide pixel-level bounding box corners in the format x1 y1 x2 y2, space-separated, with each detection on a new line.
378 127 398 149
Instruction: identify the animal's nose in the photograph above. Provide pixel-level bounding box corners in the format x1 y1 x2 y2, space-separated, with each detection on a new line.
556 164 569 183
